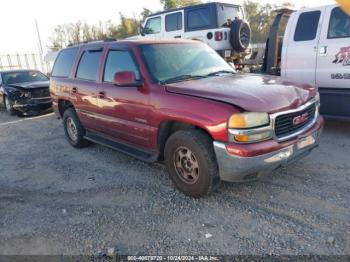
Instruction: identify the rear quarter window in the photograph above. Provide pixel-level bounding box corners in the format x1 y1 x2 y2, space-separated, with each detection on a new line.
52 48 78 78
186 7 214 31
294 11 321 42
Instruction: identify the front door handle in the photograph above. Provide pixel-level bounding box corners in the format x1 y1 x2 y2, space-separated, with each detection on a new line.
72 87 78 93
174 35 181 38
98 91 106 99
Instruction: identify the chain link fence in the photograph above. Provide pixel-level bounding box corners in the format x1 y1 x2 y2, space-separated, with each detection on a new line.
0 53 51 74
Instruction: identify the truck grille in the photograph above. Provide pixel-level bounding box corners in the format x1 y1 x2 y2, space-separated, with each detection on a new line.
30 88 50 98
275 103 316 138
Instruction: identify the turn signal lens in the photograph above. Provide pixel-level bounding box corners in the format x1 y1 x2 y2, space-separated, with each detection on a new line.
229 112 269 129
234 132 272 143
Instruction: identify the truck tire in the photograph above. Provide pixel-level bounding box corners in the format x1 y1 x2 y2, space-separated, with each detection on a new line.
164 129 220 198
63 108 90 148
4 96 16 116
230 19 251 52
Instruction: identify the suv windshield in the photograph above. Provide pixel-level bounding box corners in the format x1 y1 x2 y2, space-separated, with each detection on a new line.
2 71 48 85
140 43 235 84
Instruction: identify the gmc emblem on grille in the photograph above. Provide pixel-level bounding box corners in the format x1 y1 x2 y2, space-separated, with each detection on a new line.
293 113 309 126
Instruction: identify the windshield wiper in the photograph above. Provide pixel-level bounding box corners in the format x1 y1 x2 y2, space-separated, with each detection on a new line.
160 74 205 85
205 70 236 77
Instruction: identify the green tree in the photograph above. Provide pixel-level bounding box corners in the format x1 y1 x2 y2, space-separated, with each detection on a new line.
160 0 202 10
243 1 294 43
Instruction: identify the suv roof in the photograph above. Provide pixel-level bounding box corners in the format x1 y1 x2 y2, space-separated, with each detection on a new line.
63 39 201 49
148 2 241 18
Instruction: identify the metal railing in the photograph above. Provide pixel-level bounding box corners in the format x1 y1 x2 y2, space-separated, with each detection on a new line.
0 53 51 74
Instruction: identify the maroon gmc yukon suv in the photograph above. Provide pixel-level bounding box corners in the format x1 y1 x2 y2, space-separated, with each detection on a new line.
50 39 324 198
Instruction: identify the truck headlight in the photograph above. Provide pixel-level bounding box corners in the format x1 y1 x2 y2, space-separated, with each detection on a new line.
228 112 272 143
228 112 269 129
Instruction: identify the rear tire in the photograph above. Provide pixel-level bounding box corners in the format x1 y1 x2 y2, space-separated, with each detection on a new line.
63 108 91 148
4 96 16 116
164 129 220 198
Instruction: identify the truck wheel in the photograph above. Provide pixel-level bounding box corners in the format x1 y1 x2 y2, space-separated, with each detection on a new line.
63 108 90 148
230 19 251 52
164 129 220 198
4 96 16 116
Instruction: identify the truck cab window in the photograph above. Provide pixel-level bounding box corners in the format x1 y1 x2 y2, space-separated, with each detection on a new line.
328 7 350 39
103 50 140 83
144 17 161 34
294 11 321 41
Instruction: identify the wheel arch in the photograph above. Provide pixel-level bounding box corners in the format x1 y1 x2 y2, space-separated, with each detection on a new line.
157 120 214 161
58 99 75 118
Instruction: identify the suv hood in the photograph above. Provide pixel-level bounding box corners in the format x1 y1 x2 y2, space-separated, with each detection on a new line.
165 74 317 113
7 81 49 90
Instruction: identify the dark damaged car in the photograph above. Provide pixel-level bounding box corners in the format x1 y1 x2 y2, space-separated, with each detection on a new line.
0 70 52 116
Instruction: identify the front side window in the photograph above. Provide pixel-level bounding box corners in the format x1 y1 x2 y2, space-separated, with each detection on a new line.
294 11 321 42
328 7 350 39
76 50 102 81
103 50 140 83
1 71 48 85
52 48 78 78
187 7 212 30
144 17 161 34
140 43 235 83
166 12 183 32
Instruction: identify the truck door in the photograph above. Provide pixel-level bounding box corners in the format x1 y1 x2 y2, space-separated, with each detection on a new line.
283 8 325 85
164 11 184 39
316 6 350 118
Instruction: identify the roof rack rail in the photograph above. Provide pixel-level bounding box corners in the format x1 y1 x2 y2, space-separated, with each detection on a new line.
67 38 117 47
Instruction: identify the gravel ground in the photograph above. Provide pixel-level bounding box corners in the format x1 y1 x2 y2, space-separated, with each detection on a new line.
0 109 349 255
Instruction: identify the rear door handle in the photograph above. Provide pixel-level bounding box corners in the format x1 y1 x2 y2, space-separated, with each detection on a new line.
319 46 328 56
98 91 106 99
72 87 78 93
174 35 181 38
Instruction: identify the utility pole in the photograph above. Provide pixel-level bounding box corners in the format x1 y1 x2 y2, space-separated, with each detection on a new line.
35 19 47 73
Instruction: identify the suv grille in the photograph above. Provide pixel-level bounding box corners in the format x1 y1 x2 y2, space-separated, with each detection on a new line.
275 103 316 138
31 88 50 98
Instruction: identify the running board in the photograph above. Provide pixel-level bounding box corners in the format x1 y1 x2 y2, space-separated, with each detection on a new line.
84 131 159 163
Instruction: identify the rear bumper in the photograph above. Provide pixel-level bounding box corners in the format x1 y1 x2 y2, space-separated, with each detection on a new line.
213 116 324 182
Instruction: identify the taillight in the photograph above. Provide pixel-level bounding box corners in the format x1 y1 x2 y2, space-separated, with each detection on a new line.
215 31 223 41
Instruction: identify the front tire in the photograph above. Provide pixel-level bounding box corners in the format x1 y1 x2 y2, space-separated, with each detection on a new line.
4 96 16 116
63 108 90 148
164 129 220 198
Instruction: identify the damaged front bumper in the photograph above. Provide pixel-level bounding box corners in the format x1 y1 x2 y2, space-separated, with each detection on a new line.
12 97 52 115
213 116 324 182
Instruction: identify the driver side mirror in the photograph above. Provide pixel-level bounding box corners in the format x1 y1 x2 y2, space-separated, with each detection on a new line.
113 71 143 87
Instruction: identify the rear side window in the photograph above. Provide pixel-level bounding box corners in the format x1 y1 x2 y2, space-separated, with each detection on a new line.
103 50 140 83
294 11 321 41
187 7 212 30
166 12 183 31
76 50 102 81
52 48 78 78
328 7 350 39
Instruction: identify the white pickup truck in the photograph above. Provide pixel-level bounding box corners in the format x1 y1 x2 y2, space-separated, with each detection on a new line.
264 4 350 120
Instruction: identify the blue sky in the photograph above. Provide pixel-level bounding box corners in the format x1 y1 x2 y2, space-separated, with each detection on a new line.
0 0 335 54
